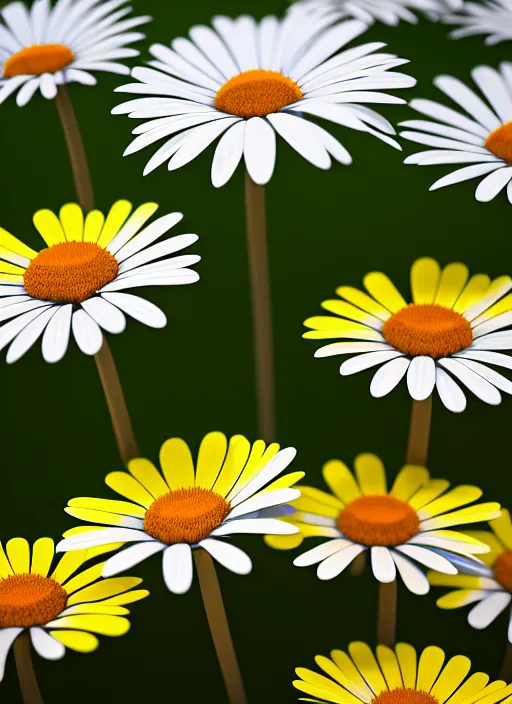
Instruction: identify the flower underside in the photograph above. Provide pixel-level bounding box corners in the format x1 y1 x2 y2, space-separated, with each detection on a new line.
0 573 67 628
214 69 304 119
3 44 74 78
337 495 420 546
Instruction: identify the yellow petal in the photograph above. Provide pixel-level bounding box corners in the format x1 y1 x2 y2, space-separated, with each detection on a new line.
51 551 89 585
65 507 140 528
436 589 483 610
59 203 84 242
0 226 37 259
227 441 279 500
30 538 54 577
491 509 512 551
428 573 487 589
391 466 429 502
376 645 402 690
296 668 352 697
50 630 99 653
408 480 451 510
64 604 129 616
128 458 169 498
431 656 471 703
354 454 387 495
453 274 491 314
83 210 105 243
213 435 251 497
303 317 381 339
321 299 382 327
264 533 304 550
336 286 392 321
105 472 154 508
261 471 305 493
0 262 25 275
417 486 483 520
421 503 501 531
363 272 407 313
48 614 130 636
97 200 132 248
323 460 360 505
99 589 149 606
417 646 445 692
444 673 490 704
0 273 23 283
315 656 367 702
293 680 347 704
295 487 342 517
411 258 441 304
67 577 142 606
348 642 388 695
0 544 13 577
68 497 145 518
7 537 30 574
106 202 159 253
471 293 512 326
396 643 417 689
460 531 502 565
159 437 195 490
63 562 104 595
435 263 469 309
33 209 66 246
331 649 374 700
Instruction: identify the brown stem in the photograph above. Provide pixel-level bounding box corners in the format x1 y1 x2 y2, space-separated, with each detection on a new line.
405 397 433 466
349 552 366 576
14 632 44 704
499 643 512 681
244 170 276 442
94 337 139 464
377 580 397 647
194 550 248 704
55 86 94 213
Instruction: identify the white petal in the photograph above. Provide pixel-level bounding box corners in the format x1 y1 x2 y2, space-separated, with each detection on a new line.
294 539 351 567
434 75 501 132
114 213 185 262
199 539 252 575
317 543 366 580
0 628 22 681
228 447 297 505
162 544 193 594
455 350 512 371
430 163 503 192
455 358 512 395
101 292 166 329
41 304 72 364
102 542 165 577
316 341 392 358
244 117 276 186
438 358 501 405
71 309 103 355
30 628 65 661
40 72 57 99
0 307 52 354
465 278 512 321
6 306 58 364
407 356 436 400
211 121 245 188
468 592 511 629
81 296 126 334
370 357 410 397
472 66 512 125
168 117 242 171
435 366 467 413
210 517 298 537
391 551 429 595
370 546 396 583
475 167 512 202
267 112 331 169
227 488 300 521
340 350 403 376
16 77 40 107
471 331 512 350
397 544 458 574
117 233 197 273
57 528 154 552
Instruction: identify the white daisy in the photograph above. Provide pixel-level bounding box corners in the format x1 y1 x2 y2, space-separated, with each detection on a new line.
0 199 200 364
444 0 512 45
113 11 416 187
290 0 462 26
56 432 301 595
303 257 512 413
400 64 512 203
0 0 150 107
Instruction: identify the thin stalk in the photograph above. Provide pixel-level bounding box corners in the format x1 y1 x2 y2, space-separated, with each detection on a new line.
244 170 276 442
405 396 433 466
194 550 248 704
377 580 397 647
499 643 512 681
14 632 43 704
350 552 366 576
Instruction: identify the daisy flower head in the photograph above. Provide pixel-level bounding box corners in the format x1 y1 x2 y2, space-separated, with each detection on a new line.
429 509 512 641
304 257 512 412
0 537 148 680
444 1 512 45
0 0 151 107
113 11 417 187
57 432 302 595
293 641 512 704
0 200 200 364
400 64 512 203
266 453 500 595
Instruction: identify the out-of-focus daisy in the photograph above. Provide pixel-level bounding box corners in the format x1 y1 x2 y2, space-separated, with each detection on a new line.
0 200 200 364
0 537 148 680
0 0 150 106
303 257 512 412
445 0 512 45
57 432 301 595
294 641 512 704
266 453 500 594
400 64 512 203
113 12 416 187
430 509 512 641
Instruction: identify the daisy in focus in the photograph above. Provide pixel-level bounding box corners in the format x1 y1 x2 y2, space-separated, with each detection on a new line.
294 641 512 704
429 509 512 641
400 64 512 202
304 257 512 412
57 433 301 595
266 453 500 594
0 0 150 106
0 537 148 679
113 12 416 187
0 200 200 363
444 0 512 45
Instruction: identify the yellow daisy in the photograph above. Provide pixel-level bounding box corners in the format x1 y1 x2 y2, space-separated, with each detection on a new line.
57 432 301 594
429 509 512 640
294 641 512 704
0 537 148 680
266 454 500 594
304 257 512 411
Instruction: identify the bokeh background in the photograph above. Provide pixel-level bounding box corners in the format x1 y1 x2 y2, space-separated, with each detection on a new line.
0 0 509 701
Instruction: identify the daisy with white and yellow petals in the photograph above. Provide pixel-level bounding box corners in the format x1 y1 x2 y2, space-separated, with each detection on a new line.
429 509 512 641
0 200 200 363
293 641 512 704
57 432 301 595
304 257 512 412
266 454 500 594
400 65 512 203
0 537 148 680
444 1 512 45
113 10 416 186
0 0 150 106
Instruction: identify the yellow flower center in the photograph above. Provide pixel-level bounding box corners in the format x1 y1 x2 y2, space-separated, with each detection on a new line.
23 241 119 304
382 303 473 359
493 551 512 592
337 495 420 546
372 689 439 704
144 487 232 545
3 44 74 78
214 69 304 119
0 574 67 628
485 122 512 163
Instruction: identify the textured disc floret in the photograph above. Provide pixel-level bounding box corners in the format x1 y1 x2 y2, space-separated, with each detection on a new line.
373 690 439 704
0 574 67 628
485 121 512 163
337 494 420 546
3 44 74 78
214 70 304 119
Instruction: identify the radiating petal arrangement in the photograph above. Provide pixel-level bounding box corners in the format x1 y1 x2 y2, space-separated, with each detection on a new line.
289 0 463 26
444 0 512 44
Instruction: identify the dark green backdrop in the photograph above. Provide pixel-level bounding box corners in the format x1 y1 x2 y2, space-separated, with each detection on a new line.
0 0 508 701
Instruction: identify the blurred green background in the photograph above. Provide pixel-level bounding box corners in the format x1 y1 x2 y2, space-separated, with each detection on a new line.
0 0 509 701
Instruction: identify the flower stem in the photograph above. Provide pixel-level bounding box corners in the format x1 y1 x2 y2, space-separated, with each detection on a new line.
194 550 248 704
499 643 512 681
244 170 276 442
55 85 139 464
405 396 433 466
350 552 366 576
377 580 397 646
14 632 43 704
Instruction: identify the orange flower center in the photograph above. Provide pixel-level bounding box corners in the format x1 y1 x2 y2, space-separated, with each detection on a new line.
23 241 119 304
337 495 420 546
0 574 67 628
493 551 512 592
485 122 512 163
3 44 74 78
373 689 439 704
214 69 304 119
144 487 231 545
382 303 472 359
